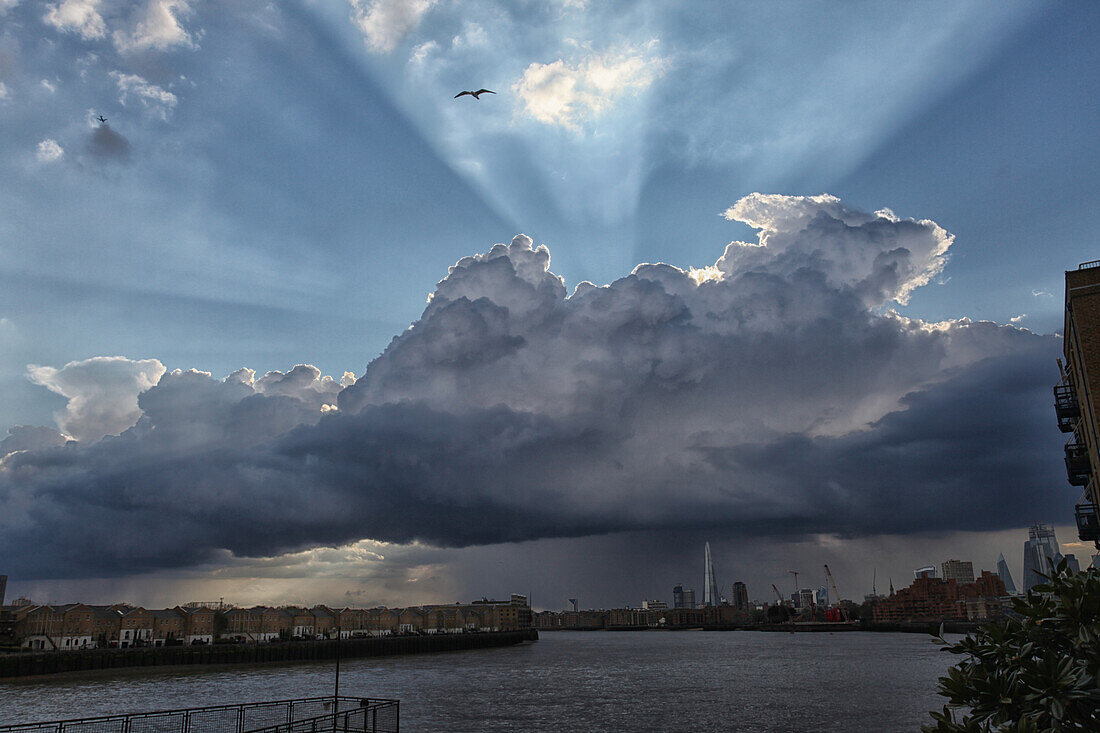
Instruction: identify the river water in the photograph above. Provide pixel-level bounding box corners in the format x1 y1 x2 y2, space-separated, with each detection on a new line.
0 631 959 731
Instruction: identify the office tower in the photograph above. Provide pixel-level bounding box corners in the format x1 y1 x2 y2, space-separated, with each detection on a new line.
1056 262 1100 545
673 585 696 610
798 588 816 609
703 542 720 607
1065 554 1081 574
731 581 748 611
568 599 579 613
941 559 975 584
1023 523 1062 592
816 586 829 607
996 553 1017 593
0 575 6 606
914 565 937 579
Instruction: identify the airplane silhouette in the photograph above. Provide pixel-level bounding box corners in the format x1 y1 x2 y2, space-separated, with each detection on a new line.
454 89 495 100
96 115 107 124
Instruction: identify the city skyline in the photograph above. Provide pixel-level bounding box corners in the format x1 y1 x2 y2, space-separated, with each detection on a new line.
5 529 1083 612
2 1 1098 610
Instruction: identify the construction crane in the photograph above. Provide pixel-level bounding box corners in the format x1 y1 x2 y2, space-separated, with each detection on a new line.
823 564 842 605
823 564 848 621
787 570 799 595
771 584 784 605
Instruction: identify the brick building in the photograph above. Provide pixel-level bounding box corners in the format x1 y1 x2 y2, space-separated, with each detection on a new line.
872 572 1007 622
177 606 215 644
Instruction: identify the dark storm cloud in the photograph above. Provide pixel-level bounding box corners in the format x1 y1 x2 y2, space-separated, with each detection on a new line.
84 124 132 163
0 425 68 455
0 194 1066 578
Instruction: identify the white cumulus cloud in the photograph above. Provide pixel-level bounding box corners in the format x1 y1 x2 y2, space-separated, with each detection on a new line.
43 0 106 40
27 356 167 442
113 0 196 53
349 0 436 54
513 44 666 130
36 138 65 162
110 71 178 119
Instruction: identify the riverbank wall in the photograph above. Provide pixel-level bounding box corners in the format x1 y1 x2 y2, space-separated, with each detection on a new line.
0 629 538 679
544 621 982 634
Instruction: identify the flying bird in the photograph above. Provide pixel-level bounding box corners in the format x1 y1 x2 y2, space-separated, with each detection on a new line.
96 115 107 123
454 89 496 100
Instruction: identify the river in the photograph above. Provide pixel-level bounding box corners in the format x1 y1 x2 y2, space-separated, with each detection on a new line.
0 631 960 731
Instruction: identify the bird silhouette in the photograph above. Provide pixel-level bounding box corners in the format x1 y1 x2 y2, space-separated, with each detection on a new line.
454 89 495 100
96 115 107 123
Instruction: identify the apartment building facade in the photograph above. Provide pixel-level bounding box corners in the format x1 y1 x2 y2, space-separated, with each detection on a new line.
1057 261 1100 545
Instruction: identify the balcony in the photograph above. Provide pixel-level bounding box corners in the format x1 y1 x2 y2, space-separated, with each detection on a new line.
1064 441 1091 486
1076 503 1100 542
1054 384 1080 432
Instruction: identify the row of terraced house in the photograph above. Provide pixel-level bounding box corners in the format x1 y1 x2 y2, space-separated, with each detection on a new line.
4 594 532 650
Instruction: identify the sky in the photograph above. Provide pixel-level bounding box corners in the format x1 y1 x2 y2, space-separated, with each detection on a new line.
1 0 1098 610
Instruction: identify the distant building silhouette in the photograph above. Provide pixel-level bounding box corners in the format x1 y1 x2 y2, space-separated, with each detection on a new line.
703 542 720 607
672 584 696 610
731 581 748 611
1064 553 1080 574
1023 523 1061 592
914 565 937 579
995 553 1017 593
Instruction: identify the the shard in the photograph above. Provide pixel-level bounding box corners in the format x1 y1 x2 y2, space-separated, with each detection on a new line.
703 542 720 606
995 552 1017 593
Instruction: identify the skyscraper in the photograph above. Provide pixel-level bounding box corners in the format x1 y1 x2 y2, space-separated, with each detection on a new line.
996 553 1017 593
1023 523 1062 592
703 542 720 607
673 584 696 610
941 559 975 584
731 581 748 611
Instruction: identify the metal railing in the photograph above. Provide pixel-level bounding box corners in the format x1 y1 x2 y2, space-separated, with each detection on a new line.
243 705 398 733
0 697 398 733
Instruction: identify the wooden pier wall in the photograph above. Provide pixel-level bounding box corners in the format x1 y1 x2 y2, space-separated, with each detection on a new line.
0 630 538 679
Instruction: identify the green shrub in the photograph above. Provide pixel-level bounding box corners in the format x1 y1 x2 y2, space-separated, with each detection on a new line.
923 559 1100 732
